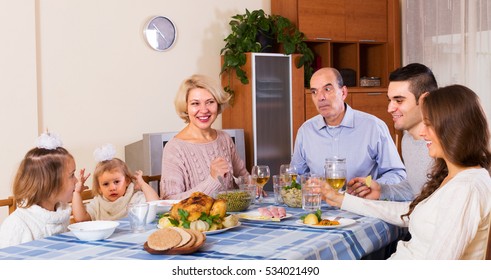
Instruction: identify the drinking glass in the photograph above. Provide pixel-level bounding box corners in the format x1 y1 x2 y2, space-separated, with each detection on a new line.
279 164 298 185
325 157 347 193
238 175 256 204
251 165 270 203
127 202 149 233
272 175 284 205
301 174 323 211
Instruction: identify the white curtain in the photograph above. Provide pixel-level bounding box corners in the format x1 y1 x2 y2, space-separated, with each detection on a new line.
402 0 491 128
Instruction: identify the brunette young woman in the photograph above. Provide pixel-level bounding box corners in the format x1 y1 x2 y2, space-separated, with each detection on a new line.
322 84 491 259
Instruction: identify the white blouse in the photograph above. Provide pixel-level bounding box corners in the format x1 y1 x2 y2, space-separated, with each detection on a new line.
0 203 71 248
342 168 491 259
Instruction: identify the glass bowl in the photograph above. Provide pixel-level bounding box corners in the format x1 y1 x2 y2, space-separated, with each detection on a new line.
215 189 253 212
280 186 302 208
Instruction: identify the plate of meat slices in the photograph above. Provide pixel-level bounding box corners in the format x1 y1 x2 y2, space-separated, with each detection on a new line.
237 206 292 222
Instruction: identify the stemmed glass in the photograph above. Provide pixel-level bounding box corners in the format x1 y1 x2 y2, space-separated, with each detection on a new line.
279 164 298 185
251 165 270 203
325 157 347 193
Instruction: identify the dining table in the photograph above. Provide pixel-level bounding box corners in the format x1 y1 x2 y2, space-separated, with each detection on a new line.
0 197 405 260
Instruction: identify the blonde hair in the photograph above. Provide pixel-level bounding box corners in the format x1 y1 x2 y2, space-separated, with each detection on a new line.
92 158 133 196
13 147 74 208
174 74 231 123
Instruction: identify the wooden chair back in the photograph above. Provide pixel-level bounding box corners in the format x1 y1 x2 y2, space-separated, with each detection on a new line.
69 189 95 224
80 189 95 201
142 175 162 197
0 196 16 215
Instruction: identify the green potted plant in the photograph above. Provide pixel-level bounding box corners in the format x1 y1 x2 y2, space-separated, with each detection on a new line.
220 9 314 96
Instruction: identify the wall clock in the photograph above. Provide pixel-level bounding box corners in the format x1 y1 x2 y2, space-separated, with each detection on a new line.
144 16 177 51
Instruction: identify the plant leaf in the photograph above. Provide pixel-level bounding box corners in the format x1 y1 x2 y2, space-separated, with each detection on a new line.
178 209 191 229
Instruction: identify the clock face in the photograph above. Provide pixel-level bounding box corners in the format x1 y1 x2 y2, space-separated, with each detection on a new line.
144 16 177 51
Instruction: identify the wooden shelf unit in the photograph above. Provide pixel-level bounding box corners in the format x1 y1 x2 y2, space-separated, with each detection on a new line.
272 0 402 149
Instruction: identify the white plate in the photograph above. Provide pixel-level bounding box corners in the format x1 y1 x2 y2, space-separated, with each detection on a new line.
156 222 242 235
204 222 242 235
149 200 181 214
237 211 293 222
295 217 356 229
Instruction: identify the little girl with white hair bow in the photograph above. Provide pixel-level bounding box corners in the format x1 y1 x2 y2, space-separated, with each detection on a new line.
71 144 159 222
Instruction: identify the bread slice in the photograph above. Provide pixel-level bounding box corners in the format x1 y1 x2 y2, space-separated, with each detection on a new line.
144 228 207 255
172 227 192 248
146 228 182 251
191 229 206 248
162 229 206 255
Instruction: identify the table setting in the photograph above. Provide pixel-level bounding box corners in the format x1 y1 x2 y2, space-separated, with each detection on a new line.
0 165 405 260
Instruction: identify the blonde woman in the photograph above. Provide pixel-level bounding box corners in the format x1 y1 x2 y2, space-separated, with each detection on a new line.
160 74 248 199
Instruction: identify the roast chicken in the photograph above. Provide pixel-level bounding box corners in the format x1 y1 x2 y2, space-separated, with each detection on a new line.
170 192 226 221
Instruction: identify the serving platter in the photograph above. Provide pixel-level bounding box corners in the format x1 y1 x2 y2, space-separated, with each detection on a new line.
157 222 242 235
204 222 241 235
149 199 181 214
237 211 293 222
295 218 356 229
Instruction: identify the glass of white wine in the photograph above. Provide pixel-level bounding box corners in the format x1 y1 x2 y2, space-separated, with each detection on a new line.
325 157 346 193
251 165 270 203
279 164 298 185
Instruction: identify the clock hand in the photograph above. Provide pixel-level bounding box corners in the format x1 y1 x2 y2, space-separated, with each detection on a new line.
152 23 169 44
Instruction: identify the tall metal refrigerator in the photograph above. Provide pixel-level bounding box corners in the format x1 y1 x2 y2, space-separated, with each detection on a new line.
222 53 304 191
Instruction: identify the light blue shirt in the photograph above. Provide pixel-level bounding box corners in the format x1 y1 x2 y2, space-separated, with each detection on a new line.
291 104 406 184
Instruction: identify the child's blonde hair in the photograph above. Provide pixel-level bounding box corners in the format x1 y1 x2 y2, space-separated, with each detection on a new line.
13 147 74 208
92 158 133 196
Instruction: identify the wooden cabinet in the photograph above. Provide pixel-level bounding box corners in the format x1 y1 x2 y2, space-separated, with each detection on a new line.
345 0 387 42
297 0 345 41
274 0 387 42
272 0 402 147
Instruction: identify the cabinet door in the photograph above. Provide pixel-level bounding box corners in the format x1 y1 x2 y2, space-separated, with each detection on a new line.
298 0 345 40
345 0 387 42
254 55 293 183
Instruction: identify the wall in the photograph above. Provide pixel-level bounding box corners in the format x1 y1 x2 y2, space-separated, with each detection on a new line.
0 0 270 221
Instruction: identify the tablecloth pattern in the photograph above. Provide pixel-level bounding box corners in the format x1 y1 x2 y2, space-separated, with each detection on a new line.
0 202 404 260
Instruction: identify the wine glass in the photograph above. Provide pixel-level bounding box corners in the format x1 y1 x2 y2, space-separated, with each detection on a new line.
251 165 270 203
279 164 298 185
325 157 347 192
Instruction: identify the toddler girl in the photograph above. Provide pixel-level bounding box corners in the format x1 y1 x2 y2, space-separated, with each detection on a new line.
0 132 80 248
72 144 159 222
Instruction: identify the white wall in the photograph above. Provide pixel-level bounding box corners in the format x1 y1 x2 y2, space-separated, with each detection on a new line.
0 0 270 221
0 0 39 220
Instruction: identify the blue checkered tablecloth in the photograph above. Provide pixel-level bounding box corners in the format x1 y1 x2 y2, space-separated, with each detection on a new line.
0 201 404 260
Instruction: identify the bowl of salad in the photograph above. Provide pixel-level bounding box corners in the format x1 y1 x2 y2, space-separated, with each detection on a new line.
280 180 302 208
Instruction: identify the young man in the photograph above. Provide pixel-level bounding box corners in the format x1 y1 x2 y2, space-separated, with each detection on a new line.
347 63 438 201
291 67 406 185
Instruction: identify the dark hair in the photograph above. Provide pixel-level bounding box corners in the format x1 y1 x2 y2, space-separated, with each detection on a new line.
389 63 438 103
402 85 491 219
